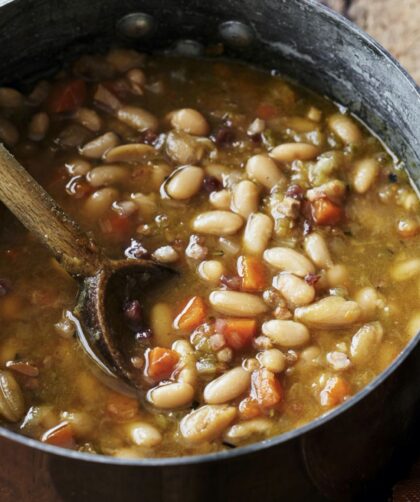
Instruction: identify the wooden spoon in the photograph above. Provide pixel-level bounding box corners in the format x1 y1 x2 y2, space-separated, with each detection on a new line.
0 144 175 390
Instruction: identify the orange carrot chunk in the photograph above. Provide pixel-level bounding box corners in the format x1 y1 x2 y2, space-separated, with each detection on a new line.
47 79 87 113
237 256 268 292
239 397 262 420
215 318 257 350
251 368 283 409
311 198 343 225
146 347 179 381
320 376 350 407
41 422 75 448
173 296 207 332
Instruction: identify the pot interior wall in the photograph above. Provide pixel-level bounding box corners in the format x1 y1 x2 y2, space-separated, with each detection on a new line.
0 0 419 184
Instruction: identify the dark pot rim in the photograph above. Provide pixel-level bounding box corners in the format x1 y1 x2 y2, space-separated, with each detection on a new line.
0 0 419 466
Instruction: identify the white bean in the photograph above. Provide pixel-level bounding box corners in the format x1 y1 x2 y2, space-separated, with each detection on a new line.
209 189 231 209
350 322 384 364
257 348 286 373
65 158 92 176
298 346 321 367
243 213 274 256
87 165 129 187
353 158 379 194
205 163 227 181
166 131 203 165
198 260 224 283
204 367 250 404
295 296 361 328
152 246 179 264
282 116 318 132
192 211 243 236
231 180 259 218
117 105 158 132
354 287 380 321
246 154 285 189
28 112 49 141
60 411 94 437
328 113 362 144
79 132 119 159
150 303 173 348
307 107 322 122
0 87 23 107
106 48 145 72
247 118 265 135
272 273 315 307
74 107 102 132
304 233 333 269
269 143 320 162
170 108 209 136
390 258 420 282
224 418 273 444
0 117 19 146
131 193 158 220
165 165 204 200
326 264 349 288
105 143 157 163
93 84 122 112
262 320 310 347
180 405 237 443
407 312 420 339
172 340 197 387
147 382 194 409
263 247 315 277
126 68 146 94
126 422 162 447
209 290 268 316
84 187 119 218
218 237 240 256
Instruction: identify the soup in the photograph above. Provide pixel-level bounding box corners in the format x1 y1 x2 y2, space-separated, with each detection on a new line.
0 48 419 458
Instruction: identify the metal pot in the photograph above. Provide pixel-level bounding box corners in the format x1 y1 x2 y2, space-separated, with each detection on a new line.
0 0 419 500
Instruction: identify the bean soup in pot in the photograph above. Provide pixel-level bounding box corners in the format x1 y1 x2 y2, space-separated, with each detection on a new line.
0 48 419 457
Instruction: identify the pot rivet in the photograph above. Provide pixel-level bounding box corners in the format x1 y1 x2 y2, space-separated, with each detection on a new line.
117 13 155 39
172 40 204 57
218 21 254 48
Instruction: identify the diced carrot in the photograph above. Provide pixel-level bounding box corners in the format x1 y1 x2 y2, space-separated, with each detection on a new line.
106 393 139 421
251 368 283 409
41 422 75 448
237 256 268 292
256 103 278 121
320 376 350 407
215 318 257 350
239 397 262 420
173 296 207 332
47 79 87 113
311 198 343 225
145 347 179 381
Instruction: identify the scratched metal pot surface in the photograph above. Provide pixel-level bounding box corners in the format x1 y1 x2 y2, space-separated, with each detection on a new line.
0 1 419 501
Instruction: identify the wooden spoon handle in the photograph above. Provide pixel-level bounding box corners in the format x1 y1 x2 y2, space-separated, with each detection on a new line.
0 144 103 277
